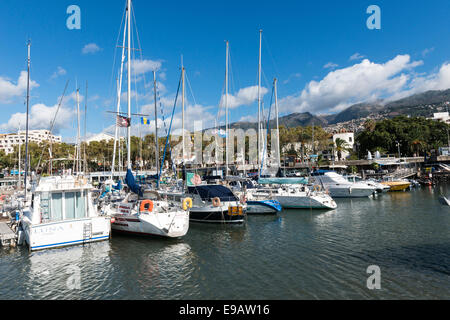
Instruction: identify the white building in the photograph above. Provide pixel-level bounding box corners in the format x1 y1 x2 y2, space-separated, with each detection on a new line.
0 130 62 155
333 132 355 160
85 133 115 144
430 112 450 124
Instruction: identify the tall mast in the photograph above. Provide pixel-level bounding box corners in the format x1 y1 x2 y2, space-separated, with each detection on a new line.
153 70 159 186
84 81 88 173
181 57 185 162
112 10 128 177
24 40 31 197
274 78 280 168
225 40 229 177
126 0 132 170
76 88 81 173
257 29 262 172
18 125 21 189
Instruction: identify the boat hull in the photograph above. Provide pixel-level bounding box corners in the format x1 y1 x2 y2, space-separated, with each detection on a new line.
189 206 245 224
112 211 189 238
275 195 337 209
326 187 375 198
246 200 282 214
381 182 411 192
24 217 111 251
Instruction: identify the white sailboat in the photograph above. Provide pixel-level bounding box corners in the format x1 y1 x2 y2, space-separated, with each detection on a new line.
106 0 189 238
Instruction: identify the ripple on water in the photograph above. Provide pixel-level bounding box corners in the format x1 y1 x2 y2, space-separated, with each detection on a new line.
1 186 450 299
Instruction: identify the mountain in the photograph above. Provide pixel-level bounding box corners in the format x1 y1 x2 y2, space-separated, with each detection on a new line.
210 88 450 131
222 112 326 131
324 101 385 124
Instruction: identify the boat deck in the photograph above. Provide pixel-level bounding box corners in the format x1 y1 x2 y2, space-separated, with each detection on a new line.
0 222 16 247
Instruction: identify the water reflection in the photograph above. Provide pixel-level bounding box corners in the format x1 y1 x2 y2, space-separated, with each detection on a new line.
1 186 450 299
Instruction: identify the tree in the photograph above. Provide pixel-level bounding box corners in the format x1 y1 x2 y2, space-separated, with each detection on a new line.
334 138 351 161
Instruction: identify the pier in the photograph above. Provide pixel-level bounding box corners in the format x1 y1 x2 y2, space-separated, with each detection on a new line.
0 222 16 247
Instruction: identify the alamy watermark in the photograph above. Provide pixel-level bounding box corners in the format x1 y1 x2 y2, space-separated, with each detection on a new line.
366 265 381 290
66 5 81 30
366 5 381 30
164 121 281 167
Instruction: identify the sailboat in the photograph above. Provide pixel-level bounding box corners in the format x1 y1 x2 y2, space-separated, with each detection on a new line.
18 42 111 251
105 0 189 238
249 38 336 210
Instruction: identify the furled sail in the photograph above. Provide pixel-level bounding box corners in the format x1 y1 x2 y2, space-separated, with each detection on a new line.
125 169 143 197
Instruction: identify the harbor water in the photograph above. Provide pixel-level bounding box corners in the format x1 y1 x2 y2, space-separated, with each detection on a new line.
1 185 449 300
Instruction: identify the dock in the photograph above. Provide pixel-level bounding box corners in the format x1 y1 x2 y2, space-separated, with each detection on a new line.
0 222 16 247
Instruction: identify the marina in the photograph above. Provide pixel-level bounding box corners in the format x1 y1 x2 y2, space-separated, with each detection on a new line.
1 0 450 304
1 184 449 299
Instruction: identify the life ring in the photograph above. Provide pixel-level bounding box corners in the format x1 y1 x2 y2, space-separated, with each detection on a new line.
0 195 6 201
212 197 221 207
313 185 321 192
240 195 247 204
140 200 154 213
182 198 193 211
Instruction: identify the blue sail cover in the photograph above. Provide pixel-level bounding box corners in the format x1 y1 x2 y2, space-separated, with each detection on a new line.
113 180 122 190
125 169 143 197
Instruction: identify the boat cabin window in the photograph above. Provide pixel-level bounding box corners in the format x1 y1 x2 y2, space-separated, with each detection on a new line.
44 191 87 222
50 193 63 222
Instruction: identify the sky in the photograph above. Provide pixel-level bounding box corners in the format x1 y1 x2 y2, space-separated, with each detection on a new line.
1 0 450 142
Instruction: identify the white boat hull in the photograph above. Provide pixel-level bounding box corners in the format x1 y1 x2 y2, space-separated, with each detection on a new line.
275 195 337 209
326 186 375 198
24 217 111 251
112 211 189 238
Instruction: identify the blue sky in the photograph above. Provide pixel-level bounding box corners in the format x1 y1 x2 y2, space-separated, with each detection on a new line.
1 0 450 141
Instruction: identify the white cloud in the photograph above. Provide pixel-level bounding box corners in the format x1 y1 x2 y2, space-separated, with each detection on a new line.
82 43 101 54
220 85 269 109
422 47 435 57
278 55 424 115
349 53 365 61
0 71 39 104
283 73 301 84
323 62 339 69
129 59 162 75
0 91 81 134
50 66 67 80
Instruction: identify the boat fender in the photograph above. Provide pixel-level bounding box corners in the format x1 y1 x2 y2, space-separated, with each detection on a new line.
140 200 154 213
212 197 221 207
182 198 193 211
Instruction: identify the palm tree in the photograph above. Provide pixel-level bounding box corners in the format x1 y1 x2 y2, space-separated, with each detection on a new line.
410 139 425 157
334 138 351 161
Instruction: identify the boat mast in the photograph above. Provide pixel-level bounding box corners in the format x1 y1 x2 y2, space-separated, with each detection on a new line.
225 40 229 177
112 11 128 178
18 125 21 189
274 78 280 168
76 88 81 174
181 56 185 163
24 40 31 197
84 81 88 174
153 70 159 187
126 0 132 170
257 29 262 174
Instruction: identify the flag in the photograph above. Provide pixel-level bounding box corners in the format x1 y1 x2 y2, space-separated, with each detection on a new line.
141 117 150 125
117 115 131 127
186 173 202 186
